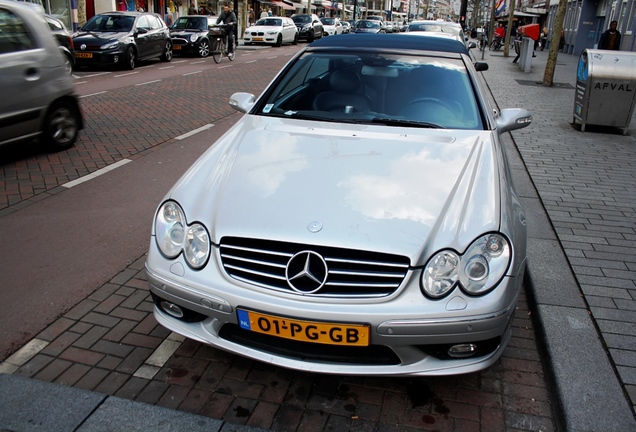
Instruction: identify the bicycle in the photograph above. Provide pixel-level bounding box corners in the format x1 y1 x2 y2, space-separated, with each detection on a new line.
210 24 236 64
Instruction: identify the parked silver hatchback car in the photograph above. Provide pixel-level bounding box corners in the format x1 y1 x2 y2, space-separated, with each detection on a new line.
0 0 83 151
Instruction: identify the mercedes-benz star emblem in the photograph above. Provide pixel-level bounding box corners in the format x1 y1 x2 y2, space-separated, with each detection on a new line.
286 251 328 294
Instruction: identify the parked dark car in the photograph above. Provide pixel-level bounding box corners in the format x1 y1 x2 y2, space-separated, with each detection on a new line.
170 15 217 58
45 14 74 74
72 11 172 70
291 13 323 42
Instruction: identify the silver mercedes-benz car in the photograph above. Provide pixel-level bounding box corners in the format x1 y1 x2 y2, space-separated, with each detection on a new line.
146 34 532 376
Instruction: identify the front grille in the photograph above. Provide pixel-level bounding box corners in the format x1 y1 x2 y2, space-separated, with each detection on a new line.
219 237 410 297
247 31 265 36
219 323 401 365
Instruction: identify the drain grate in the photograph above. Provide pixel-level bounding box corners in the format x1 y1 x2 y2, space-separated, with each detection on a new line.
515 79 574 89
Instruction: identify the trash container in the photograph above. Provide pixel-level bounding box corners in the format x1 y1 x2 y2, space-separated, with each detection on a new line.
573 49 636 133
517 24 539 73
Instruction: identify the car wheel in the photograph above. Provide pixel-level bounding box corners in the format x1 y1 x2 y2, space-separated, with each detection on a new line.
307 30 314 42
292 33 298 45
124 46 135 70
63 52 73 75
42 100 81 151
275 34 283 47
198 39 210 57
160 41 173 62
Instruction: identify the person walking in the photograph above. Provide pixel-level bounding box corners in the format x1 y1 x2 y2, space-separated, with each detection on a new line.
598 20 621 50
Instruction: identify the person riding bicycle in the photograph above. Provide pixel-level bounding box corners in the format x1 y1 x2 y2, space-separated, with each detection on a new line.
216 3 237 56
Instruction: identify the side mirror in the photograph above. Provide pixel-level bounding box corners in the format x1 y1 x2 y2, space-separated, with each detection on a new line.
497 108 532 133
474 62 489 71
467 41 477 50
229 92 256 113
136 28 149 34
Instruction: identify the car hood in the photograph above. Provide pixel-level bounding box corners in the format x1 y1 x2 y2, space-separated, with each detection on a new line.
246 25 283 31
73 31 129 44
170 29 207 37
166 116 501 264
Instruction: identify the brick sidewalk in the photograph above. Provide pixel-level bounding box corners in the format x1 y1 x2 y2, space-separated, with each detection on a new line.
1 253 554 431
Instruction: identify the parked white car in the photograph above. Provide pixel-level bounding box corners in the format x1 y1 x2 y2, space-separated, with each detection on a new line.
320 17 343 36
243 16 298 46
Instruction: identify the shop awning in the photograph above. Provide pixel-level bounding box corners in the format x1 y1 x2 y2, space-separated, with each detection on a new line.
272 0 296 9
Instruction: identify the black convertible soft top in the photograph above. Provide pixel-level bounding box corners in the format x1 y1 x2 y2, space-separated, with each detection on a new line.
308 33 470 55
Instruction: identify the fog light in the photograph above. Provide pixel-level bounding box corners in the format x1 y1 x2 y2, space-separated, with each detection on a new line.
448 343 478 358
160 300 184 319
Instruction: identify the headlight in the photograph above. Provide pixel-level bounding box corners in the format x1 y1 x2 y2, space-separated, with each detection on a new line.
100 40 120 50
190 34 198 42
266 31 277 35
184 223 210 269
302 24 312 30
154 201 210 269
421 233 511 298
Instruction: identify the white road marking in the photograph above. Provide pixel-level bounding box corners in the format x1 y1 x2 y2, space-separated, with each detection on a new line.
62 159 132 188
175 124 214 140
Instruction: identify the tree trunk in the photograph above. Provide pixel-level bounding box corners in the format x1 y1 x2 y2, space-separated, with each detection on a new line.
543 0 567 86
503 0 516 57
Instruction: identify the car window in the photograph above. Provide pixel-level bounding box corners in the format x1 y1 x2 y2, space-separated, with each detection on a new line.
0 8 36 53
148 14 164 30
258 18 281 26
321 18 334 25
83 14 134 32
292 15 311 24
256 52 482 130
136 15 150 30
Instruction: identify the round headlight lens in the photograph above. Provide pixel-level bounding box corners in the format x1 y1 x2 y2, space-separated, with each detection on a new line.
460 234 510 295
184 223 210 269
422 251 459 298
155 201 185 258
190 34 198 42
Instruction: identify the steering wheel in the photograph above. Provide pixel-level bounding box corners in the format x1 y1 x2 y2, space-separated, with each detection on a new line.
398 97 457 123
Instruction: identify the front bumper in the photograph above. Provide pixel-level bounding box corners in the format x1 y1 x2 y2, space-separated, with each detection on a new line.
243 33 279 44
145 244 522 376
74 49 123 67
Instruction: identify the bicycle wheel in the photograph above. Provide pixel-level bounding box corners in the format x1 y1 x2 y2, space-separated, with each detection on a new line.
212 38 223 64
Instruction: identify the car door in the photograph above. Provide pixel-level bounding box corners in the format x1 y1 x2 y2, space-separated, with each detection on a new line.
0 7 53 146
283 18 294 42
133 15 153 59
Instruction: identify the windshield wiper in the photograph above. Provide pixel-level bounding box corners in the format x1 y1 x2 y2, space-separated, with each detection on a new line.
371 117 445 129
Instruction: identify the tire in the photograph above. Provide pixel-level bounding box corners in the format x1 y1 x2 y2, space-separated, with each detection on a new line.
275 34 282 47
292 33 298 45
307 30 314 42
42 100 81 151
198 39 210 58
63 52 73 75
123 46 135 70
160 41 172 62
212 39 223 63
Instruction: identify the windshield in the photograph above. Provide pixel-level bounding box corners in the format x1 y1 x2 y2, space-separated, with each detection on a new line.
321 18 335 25
292 15 311 24
253 51 483 130
355 20 380 29
82 14 134 32
256 18 282 26
172 16 206 30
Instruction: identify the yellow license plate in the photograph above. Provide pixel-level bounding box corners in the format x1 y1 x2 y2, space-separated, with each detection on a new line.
253 37 263 41
237 309 369 346
75 52 93 58
173 45 182 50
